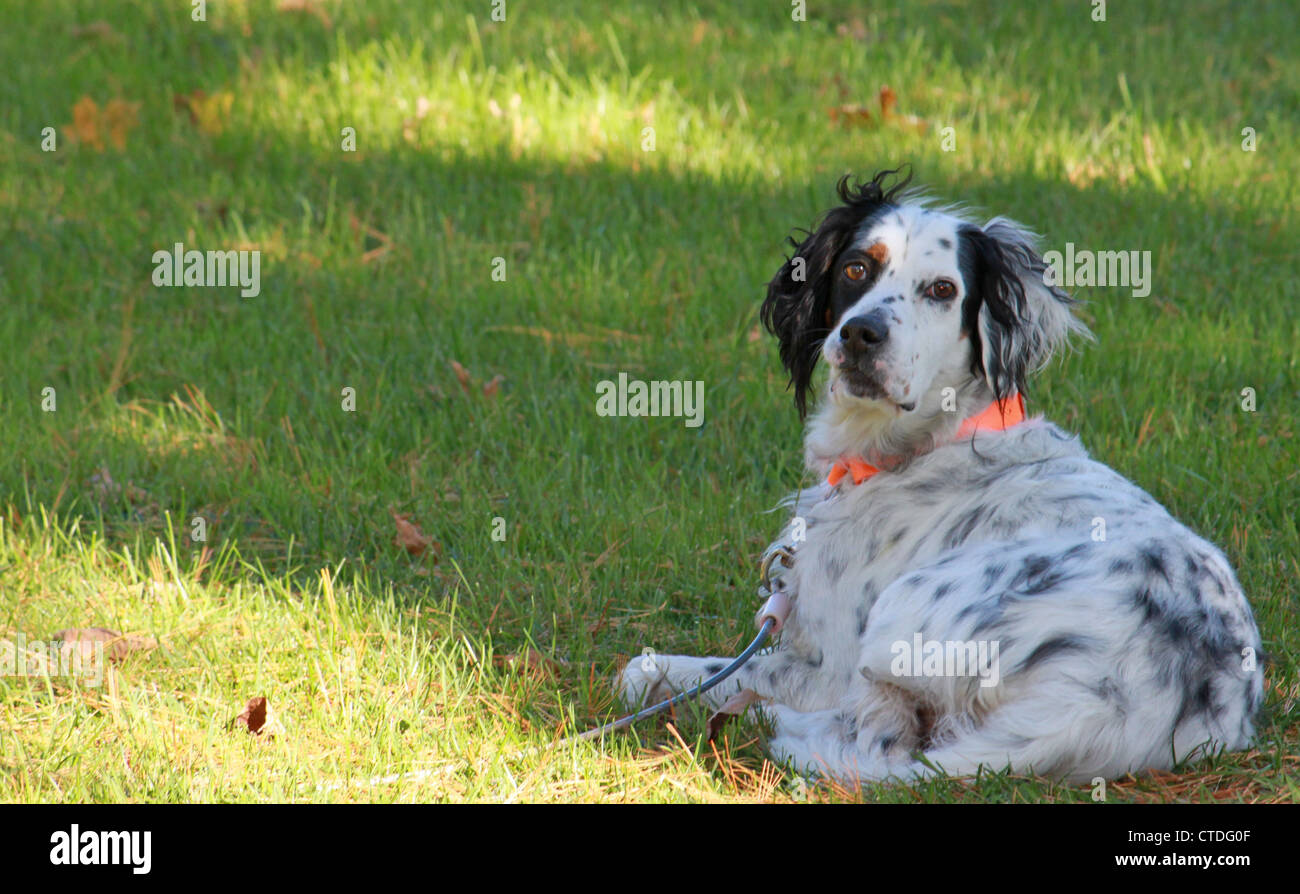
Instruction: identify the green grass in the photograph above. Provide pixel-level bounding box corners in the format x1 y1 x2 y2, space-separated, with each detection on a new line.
0 0 1296 802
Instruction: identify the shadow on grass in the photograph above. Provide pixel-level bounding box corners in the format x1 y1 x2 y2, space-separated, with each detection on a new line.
2 3 1296 765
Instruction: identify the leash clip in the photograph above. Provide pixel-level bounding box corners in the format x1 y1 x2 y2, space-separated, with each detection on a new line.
757 546 795 634
759 545 794 594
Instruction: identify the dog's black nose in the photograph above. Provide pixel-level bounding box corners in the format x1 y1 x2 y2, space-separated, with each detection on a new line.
839 311 890 353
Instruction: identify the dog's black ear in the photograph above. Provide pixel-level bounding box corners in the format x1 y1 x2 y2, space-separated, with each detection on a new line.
762 168 911 416
959 219 1090 401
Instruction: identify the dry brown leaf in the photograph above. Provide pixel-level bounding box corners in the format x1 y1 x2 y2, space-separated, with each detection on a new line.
173 91 198 124
706 688 766 742
828 86 925 133
878 84 898 119
443 362 508 400
449 360 473 394
70 96 103 150
103 99 139 150
389 507 438 557
278 0 333 28
347 213 393 262
494 648 567 679
360 244 392 264
231 696 282 738
879 85 928 133
174 89 234 137
359 227 392 262
233 696 267 733
827 103 873 127
51 627 156 662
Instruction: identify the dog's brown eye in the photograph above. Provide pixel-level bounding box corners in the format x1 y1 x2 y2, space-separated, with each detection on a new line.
927 280 957 300
844 262 867 281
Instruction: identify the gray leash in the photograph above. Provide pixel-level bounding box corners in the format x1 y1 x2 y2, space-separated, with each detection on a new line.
562 547 794 745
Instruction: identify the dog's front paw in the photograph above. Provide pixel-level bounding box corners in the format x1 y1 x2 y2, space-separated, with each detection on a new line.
615 650 673 709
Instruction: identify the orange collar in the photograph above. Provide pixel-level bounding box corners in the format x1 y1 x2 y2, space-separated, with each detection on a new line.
827 393 1027 487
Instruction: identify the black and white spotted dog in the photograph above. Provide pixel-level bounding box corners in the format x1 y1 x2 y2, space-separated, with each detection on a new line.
619 169 1264 783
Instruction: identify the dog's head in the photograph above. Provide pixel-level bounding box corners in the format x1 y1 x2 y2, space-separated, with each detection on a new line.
761 168 1089 459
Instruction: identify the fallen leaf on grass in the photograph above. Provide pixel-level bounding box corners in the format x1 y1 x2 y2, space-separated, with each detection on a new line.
278 0 333 28
360 234 392 264
69 96 102 149
51 627 157 662
827 85 926 133
878 84 928 133
231 696 284 738
447 361 506 400
706 689 766 742
389 507 439 558
173 89 234 137
234 697 266 733
66 96 140 151
878 85 898 119
493 648 568 679
346 213 394 263
449 360 473 394
826 103 873 127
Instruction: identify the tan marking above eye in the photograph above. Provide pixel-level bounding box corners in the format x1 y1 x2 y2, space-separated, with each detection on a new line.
844 262 867 281
865 242 889 264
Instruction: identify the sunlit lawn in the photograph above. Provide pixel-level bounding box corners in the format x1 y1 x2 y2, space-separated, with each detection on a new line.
0 0 1296 802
